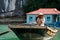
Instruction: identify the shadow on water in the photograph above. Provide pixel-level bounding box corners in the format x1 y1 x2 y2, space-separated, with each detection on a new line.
10 28 47 40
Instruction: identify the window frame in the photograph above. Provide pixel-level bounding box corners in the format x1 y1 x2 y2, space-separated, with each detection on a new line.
29 16 33 21
47 16 51 21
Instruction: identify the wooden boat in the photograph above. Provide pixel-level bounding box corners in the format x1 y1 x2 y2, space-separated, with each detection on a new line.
9 24 58 40
46 26 58 36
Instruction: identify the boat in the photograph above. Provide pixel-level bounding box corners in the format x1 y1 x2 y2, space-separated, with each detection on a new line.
9 24 58 40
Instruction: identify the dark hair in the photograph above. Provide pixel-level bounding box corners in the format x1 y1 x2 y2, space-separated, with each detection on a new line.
36 16 38 21
36 15 44 21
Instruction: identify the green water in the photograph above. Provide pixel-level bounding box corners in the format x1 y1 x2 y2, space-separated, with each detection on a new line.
0 24 60 40
0 25 19 40
51 28 60 40
18 33 43 40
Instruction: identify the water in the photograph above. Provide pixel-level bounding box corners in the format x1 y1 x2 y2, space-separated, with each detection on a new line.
0 25 19 40
16 33 43 40
0 24 59 40
10 28 46 40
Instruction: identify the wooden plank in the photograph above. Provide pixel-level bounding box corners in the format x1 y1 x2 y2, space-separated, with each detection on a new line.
9 24 46 29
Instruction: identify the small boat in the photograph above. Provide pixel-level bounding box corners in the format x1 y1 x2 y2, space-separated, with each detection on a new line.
9 24 58 40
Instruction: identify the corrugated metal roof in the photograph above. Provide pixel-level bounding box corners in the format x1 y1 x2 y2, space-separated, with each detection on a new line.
27 8 60 14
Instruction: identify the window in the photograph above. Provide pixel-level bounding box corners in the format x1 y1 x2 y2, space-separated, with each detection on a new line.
29 17 33 21
47 16 50 21
58 16 60 22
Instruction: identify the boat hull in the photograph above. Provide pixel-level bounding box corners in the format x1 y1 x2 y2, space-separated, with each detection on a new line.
10 28 46 40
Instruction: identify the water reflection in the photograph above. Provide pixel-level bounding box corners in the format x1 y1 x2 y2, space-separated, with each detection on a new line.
19 33 43 40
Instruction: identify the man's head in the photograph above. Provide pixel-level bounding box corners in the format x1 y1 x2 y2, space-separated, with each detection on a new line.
36 15 44 25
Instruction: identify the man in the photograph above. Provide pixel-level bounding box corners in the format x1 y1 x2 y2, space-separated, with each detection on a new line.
36 13 58 40
36 13 45 27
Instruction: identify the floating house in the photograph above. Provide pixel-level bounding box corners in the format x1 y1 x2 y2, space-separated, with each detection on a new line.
26 8 60 26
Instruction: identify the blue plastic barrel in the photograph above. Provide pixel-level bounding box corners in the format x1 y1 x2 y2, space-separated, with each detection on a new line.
54 22 60 27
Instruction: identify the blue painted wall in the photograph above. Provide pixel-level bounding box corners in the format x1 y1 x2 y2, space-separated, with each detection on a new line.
26 14 38 24
58 15 60 22
26 14 57 25
44 15 53 24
